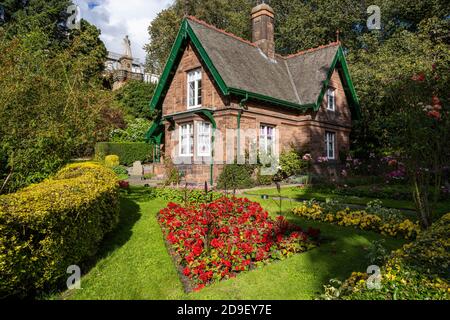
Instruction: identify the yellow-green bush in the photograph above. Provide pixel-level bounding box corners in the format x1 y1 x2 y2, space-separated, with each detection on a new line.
292 203 420 239
0 163 120 298
105 155 120 168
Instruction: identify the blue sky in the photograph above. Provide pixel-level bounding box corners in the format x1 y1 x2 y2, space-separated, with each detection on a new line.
73 0 174 62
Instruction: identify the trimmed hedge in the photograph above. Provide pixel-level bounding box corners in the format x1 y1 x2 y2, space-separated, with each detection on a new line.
95 142 153 166
0 163 120 298
216 164 255 190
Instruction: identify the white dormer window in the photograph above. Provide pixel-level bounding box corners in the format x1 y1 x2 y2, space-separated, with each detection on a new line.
187 69 202 109
327 88 336 111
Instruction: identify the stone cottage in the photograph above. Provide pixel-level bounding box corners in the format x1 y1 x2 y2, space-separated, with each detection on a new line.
146 3 360 185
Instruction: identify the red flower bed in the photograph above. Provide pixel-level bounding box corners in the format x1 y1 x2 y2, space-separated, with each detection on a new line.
158 197 319 291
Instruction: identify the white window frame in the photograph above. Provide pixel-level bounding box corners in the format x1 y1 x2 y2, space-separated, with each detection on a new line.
327 88 336 111
325 131 336 160
187 69 202 109
197 122 211 157
260 124 275 155
179 123 194 157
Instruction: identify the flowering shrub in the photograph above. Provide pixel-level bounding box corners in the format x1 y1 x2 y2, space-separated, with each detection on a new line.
324 212 450 300
292 201 420 239
159 197 318 291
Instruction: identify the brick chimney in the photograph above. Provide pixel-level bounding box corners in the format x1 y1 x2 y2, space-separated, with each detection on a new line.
251 2 275 59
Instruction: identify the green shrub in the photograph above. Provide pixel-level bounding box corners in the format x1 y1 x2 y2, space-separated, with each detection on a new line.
95 142 152 166
112 165 129 176
256 169 273 186
109 118 152 142
164 158 182 186
216 164 255 190
0 163 120 298
276 149 309 180
105 155 120 167
150 187 222 204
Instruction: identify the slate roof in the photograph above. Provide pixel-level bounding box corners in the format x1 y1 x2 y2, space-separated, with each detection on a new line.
187 17 340 106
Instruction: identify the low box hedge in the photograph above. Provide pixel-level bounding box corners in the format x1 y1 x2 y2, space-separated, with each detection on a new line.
0 163 120 298
95 142 153 166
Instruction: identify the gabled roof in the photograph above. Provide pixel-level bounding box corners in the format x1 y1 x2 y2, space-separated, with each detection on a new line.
149 16 360 115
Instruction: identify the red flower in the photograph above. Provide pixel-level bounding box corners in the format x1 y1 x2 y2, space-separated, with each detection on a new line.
199 271 213 283
221 259 232 268
211 238 224 249
193 245 203 256
194 284 205 291
432 95 441 106
167 232 177 244
411 73 425 82
185 253 194 263
428 110 441 120
183 267 191 277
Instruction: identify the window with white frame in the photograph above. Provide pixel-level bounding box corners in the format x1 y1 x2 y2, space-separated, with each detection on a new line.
260 125 275 155
327 88 336 111
325 131 336 160
197 122 211 157
187 69 202 108
179 123 194 156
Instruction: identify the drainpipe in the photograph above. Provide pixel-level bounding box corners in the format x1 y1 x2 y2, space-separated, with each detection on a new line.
237 93 249 163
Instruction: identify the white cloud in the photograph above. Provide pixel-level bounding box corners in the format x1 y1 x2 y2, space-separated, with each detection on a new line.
73 0 173 63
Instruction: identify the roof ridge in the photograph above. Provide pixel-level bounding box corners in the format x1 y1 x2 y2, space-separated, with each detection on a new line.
187 16 340 59
284 42 340 59
186 16 257 48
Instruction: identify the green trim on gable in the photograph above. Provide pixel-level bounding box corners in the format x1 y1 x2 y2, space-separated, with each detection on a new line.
315 46 361 118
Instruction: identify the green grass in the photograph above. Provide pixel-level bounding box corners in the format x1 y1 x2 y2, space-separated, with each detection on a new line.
58 189 406 300
116 174 129 181
244 186 450 218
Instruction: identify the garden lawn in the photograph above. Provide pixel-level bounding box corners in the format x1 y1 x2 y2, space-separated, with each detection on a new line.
59 188 405 300
244 186 450 218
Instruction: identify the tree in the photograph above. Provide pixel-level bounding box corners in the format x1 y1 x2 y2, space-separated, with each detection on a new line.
348 18 450 227
0 22 120 192
145 0 252 74
114 80 157 119
0 0 73 48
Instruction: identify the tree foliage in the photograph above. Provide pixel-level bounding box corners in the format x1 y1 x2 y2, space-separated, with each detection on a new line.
114 80 157 119
0 1 120 193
